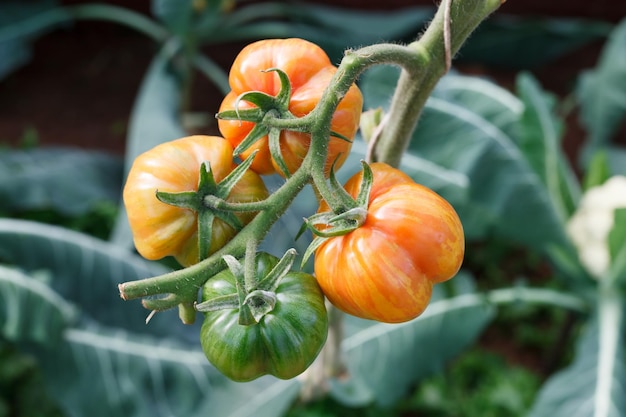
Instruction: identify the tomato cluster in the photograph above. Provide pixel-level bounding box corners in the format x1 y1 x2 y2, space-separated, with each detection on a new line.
122 37 464 382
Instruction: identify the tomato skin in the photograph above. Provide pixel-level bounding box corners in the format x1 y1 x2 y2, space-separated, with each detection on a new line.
314 163 465 323
200 253 328 381
122 135 269 267
218 38 363 176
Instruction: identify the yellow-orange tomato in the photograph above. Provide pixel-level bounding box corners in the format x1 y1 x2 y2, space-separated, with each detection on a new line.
123 135 269 267
218 38 363 177
314 163 465 323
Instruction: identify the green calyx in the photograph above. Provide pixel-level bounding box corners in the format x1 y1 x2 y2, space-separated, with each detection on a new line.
195 249 298 325
156 151 260 262
300 161 374 267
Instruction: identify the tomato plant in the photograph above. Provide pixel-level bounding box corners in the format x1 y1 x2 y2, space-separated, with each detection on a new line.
123 135 268 267
217 38 363 177
313 162 465 323
198 252 328 382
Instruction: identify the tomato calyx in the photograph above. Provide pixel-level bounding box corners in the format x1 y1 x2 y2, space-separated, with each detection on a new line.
300 161 374 266
156 151 260 262
195 248 298 325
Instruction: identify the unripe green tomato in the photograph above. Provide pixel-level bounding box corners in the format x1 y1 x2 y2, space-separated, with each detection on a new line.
200 253 328 382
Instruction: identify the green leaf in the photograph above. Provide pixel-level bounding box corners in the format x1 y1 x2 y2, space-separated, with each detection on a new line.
361 66 569 249
0 219 189 339
516 72 580 220
0 1 62 80
528 299 626 417
335 275 496 407
151 0 194 36
608 208 626 286
460 16 611 69
583 150 611 190
577 18 626 161
37 323 217 417
0 264 76 344
109 43 186 249
0 147 123 216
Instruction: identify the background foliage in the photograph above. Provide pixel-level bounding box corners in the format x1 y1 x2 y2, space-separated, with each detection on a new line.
1 1 625 416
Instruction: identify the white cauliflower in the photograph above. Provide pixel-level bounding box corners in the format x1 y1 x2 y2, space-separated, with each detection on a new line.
566 175 626 279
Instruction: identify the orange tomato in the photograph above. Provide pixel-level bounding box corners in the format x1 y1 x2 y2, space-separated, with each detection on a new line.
218 38 363 177
123 135 268 267
314 163 465 323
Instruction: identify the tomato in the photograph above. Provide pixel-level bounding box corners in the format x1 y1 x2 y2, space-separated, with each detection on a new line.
123 135 268 267
218 38 363 177
314 163 465 323
199 253 328 381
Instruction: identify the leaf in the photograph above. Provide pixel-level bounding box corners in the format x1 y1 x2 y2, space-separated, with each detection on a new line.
360 66 569 249
33 323 217 417
0 0 62 80
0 218 197 340
608 208 626 286
0 264 76 344
459 15 612 69
151 0 194 36
516 72 580 220
577 18 626 161
528 298 626 417
0 147 123 215
109 43 186 248
334 279 496 407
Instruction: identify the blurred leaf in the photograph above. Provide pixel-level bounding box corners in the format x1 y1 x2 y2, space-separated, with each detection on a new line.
0 147 123 216
361 66 569 248
528 303 626 417
0 1 61 79
460 15 612 69
577 18 626 162
0 219 198 340
516 72 580 219
332 274 495 407
608 208 626 286
151 0 194 36
607 145 626 175
583 150 611 190
109 42 186 248
0 265 76 344
35 323 217 417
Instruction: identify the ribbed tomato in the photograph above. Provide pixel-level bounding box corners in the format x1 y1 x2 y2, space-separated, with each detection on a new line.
313 163 465 323
218 38 363 176
123 135 268 267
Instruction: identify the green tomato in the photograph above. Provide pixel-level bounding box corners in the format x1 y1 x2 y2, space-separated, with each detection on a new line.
200 253 328 382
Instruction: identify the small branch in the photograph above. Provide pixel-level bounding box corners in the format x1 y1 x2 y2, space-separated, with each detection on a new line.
443 0 452 72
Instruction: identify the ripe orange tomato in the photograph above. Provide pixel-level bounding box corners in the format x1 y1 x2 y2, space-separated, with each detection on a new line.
314 163 465 323
123 135 269 267
218 38 363 177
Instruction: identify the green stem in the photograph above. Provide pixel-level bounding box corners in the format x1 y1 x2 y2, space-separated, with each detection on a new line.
244 239 258 292
305 44 419 211
373 0 503 167
119 166 310 303
203 195 274 212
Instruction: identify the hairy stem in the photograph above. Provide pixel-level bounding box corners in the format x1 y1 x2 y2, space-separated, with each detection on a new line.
373 0 503 167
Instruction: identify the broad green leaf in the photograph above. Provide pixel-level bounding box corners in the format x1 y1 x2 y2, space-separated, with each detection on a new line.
109 43 186 248
583 150 611 191
0 219 196 340
34 323 217 417
151 0 194 36
334 281 496 407
577 18 626 161
0 147 123 215
516 72 580 220
528 297 626 417
607 145 626 176
0 1 61 79
360 66 569 248
460 15 611 69
0 264 76 344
